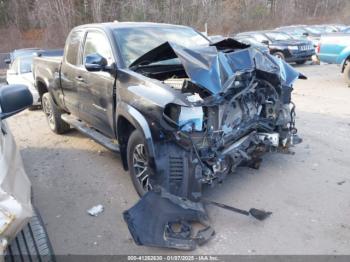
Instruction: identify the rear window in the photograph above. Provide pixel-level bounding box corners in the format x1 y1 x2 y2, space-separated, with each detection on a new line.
19 56 34 73
65 30 84 65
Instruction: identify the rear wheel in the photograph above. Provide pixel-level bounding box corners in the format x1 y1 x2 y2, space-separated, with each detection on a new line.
127 130 153 197
273 52 285 61
42 92 70 134
344 61 350 87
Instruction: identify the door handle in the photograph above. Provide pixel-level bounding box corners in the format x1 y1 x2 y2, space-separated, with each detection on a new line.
75 76 85 82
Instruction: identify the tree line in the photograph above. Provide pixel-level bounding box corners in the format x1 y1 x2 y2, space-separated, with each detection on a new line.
0 0 349 52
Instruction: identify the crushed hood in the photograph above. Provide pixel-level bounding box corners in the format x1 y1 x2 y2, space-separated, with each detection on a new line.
129 38 304 95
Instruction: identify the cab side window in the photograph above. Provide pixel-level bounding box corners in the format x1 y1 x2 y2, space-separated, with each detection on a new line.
65 30 84 65
83 31 114 65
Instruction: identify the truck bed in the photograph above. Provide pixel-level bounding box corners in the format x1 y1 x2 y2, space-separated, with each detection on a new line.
33 56 62 87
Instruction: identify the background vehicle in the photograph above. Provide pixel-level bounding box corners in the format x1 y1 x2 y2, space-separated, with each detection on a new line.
4 48 42 65
0 84 55 260
317 33 350 86
236 30 315 64
5 50 63 107
4 48 63 66
233 35 270 53
309 25 338 33
341 26 350 33
328 24 347 31
6 55 40 106
276 25 320 46
33 22 301 200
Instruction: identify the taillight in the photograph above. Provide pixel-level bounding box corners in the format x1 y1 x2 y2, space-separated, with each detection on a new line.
316 42 321 53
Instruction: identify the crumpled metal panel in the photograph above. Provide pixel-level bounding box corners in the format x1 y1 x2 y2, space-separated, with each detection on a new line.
129 38 303 95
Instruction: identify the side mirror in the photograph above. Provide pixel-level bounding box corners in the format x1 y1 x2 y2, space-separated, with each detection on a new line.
7 69 17 75
4 58 11 64
0 85 33 120
84 53 108 72
261 40 269 45
303 32 309 36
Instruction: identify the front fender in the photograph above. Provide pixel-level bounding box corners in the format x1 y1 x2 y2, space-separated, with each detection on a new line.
116 101 156 160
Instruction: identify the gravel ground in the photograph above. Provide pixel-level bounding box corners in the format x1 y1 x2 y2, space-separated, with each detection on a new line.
6 63 350 255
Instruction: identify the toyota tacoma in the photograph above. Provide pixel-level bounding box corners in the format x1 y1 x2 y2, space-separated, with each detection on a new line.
33 22 304 249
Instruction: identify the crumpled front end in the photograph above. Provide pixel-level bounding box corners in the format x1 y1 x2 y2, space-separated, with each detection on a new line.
0 121 33 254
125 38 303 250
133 39 303 201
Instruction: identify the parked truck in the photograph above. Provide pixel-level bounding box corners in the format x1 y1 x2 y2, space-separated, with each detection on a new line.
33 22 305 249
33 22 303 202
317 32 350 86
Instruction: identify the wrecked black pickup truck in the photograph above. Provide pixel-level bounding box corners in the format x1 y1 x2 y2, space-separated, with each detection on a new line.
33 22 303 250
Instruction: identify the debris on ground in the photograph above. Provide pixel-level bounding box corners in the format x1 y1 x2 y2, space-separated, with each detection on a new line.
123 189 214 250
123 188 271 250
337 180 346 185
87 204 104 216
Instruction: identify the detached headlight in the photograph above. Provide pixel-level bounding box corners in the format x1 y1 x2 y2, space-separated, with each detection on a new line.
288 46 299 51
164 103 203 132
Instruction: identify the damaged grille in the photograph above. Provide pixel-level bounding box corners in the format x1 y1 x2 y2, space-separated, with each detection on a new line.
169 156 184 182
163 78 187 89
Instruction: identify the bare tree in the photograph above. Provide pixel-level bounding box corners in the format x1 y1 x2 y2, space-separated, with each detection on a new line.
0 0 350 52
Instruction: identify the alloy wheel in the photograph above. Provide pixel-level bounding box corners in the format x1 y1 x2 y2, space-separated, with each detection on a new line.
132 144 152 192
42 96 55 130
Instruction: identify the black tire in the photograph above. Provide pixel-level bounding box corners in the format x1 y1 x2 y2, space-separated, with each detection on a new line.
273 51 285 61
42 92 70 134
344 61 350 87
127 130 153 197
5 210 55 262
296 60 307 65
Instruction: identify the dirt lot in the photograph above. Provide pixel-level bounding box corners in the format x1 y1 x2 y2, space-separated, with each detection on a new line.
5 64 350 255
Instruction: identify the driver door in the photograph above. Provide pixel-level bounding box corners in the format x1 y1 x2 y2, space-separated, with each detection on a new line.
79 30 116 137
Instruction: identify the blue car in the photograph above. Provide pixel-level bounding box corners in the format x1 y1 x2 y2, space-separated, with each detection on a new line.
317 32 350 86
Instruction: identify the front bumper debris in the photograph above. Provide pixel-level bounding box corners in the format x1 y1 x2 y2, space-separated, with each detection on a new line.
123 188 274 250
123 189 214 250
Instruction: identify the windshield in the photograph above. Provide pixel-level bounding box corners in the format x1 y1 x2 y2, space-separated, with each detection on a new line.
19 56 33 73
305 27 322 34
282 27 307 36
113 26 209 67
265 32 293 41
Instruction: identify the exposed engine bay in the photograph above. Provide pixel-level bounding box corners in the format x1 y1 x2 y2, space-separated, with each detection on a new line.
124 38 304 250
162 75 299 185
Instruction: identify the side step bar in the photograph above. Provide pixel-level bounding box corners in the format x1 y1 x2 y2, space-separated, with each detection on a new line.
61 114 119 153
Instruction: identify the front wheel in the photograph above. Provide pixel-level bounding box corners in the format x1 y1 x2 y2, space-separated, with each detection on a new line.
273 52 285 61
344 61 350 87
127 130 153 197
42 92 70 134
